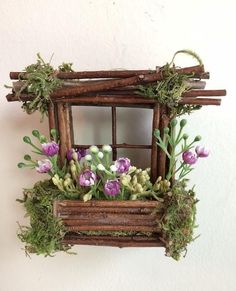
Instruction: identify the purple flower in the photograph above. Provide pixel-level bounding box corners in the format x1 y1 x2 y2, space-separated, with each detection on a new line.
42 141 59 157
182 151 198 165
195 146 209 158
104 180 120 196
67 148 87 161
79 170 97 187
115 157 131 174
36 159 52 173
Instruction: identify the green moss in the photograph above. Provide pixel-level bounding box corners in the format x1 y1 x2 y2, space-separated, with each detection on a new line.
17 180 71 256
160 180 198 260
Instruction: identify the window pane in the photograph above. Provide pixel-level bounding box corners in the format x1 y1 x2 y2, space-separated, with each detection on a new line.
116 108 152 145
72 106 112 145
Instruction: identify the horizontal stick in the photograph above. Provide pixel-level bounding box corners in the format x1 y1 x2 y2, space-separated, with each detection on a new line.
183 89 226 97
58 206 158 215
179 98 221 105
73 143 152 149
54 200 160 208
65 225 161 232
63 234 164 247
10 66 207 80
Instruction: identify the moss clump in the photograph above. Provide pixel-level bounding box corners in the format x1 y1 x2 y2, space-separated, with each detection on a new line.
160 180 198 260
17 180 71 256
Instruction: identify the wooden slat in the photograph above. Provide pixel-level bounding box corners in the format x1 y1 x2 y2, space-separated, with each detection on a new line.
151 104 160 183
63 234 164 247
111 106 117 160
57 103 73 162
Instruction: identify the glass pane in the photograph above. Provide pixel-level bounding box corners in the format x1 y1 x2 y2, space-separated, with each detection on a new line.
116 108 152 145
72 106 112 145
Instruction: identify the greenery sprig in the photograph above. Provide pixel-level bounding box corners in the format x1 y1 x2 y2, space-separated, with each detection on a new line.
12 54 73 120
154 118 202 181
138 50 203 115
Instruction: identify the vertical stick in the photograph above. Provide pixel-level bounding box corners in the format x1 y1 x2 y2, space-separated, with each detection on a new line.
57 103 73 163
111 106 117 161
151 103 160 183
157 105 170 179
48 102 58 138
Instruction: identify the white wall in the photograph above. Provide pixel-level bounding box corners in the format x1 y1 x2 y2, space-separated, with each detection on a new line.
0 1 236 290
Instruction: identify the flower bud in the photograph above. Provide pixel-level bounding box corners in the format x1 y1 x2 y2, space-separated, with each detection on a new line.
130 194 138 200
110 165 117 172
97 151 104 159
102 145 112 153
136 183 143 193
183 134 189 139
180 119 187 127
72 152 78 161
23 136 31 144
85 154 92 161
17 162 26 168
32 130 40 138
89 145 99 154
154 129 160 137
194 135 202 142
170 118 177 127
97 164 105 171
24 154 31 161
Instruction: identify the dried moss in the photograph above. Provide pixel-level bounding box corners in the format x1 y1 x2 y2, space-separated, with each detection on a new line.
160 180 198 260
17 180 71 256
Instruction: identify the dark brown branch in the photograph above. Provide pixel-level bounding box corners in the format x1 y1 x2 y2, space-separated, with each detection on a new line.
151 104 160 183
111 107 117 160
63 234 164 247
10 66 207 80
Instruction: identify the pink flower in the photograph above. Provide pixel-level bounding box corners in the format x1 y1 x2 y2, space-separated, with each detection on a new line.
104 180 120 196
195 146 209 158
36 159 52 173
115 157 131 174
182 151 198 165
42 141 59 157
79 170 97 187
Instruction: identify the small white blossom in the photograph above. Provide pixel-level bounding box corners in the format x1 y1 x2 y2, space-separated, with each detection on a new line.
102 144 112 153
85 154 92 161
97 164 105 171
89 145 99 154
97 151 104 159
110 165 117 172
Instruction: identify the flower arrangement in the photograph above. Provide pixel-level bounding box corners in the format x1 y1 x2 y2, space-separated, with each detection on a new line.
7 51 224 260
17 118 209 260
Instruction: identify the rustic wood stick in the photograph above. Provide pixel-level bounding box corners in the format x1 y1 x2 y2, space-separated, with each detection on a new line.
57 103 73 162
63 234 164 247
48 102 58 137
9 66 206 80
111 106 117 160
6 93 223 107
157 105 170 179
151 104 160 183
65 225 161 232
58 206 160 215
49 66 205 98
54 200 160 208
179 98 221 105
183 89 226 97
73 143 152 149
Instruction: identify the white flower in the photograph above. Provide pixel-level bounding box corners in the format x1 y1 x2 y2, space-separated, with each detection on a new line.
102 144 112 153
85 154 92 161
97 164 105 171
97 151 104 159
110 165 117 172
89 145 99 154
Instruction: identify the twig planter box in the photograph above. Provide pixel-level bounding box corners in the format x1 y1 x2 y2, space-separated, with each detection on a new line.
53 200 165 247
